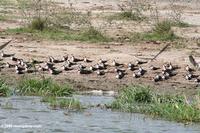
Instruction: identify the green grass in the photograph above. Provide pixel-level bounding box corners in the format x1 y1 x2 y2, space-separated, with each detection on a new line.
111 85 200 123
108 11 145 21
30 17 46 31
16 78 74 97
130 20 178 42
5 26 110 43
0 79 11 97
41 97 83 110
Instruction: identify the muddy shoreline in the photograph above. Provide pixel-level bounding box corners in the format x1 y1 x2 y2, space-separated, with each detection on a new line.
0 38 199 96
1 0 200 96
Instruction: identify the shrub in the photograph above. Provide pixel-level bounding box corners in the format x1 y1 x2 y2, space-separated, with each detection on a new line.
29 18 46 31
153 20 172 34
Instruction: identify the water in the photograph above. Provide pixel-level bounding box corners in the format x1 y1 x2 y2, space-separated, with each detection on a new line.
0 95 200 133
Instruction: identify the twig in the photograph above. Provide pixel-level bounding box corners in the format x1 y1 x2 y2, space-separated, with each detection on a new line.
150 43 170 62
0 40 12 50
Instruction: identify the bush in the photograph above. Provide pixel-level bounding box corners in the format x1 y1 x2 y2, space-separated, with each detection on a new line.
29 18 46 31
153 20 172 35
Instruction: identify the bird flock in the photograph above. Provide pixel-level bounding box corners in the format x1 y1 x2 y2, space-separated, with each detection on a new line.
0 50 200 84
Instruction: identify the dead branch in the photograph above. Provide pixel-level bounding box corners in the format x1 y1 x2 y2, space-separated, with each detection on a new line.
150 43 170 61
0 40 12 50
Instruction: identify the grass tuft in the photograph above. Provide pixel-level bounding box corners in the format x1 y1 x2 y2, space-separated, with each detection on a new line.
41 97 83 110
108 11 144 21
130 20 178 42
29 17 46 31
78 27 110 42
16 78 74 97
0 79 11 97
111 85 200 123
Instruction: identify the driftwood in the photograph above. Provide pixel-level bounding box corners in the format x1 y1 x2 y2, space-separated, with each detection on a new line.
189 55 198 67
150 43 170 61
0 40 12 50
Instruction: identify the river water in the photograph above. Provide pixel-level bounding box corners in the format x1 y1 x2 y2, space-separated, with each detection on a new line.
0 95 200 133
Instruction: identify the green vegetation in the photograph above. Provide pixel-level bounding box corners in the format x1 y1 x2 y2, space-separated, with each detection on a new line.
80 27 110 42
111 85 200 123
30 17 46 31
5 26 110 42
2 0 110 43
108 11 144 21
0 15 7 21
15 78 84 110
130 20 178 42
41 97 83 110
16 78 74 97
0 79 11 97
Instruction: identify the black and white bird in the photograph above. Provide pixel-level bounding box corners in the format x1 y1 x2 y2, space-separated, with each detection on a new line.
10 56 18 62
153 74 161 82
24 67 36 73
149 65 159 70
138 66 145 75
1 51 14 57
78 69 92 74
78 64 86 70
185 65 192 72
128 62 134 70
116 71 124 79
96 70 105 76
194 78 200 83
112 60 122 67
49 69 62 75
83 57 92 63
5 62 14 68
95 64 104 70
38 65 47 71
132 72 139 78
49 56 62 63
71 55 83 62
114 68 125 73
62 55 68 62
135 60 147 65
15 65 25 71
185 73 193 80
62 65 72 71
98 59 107 64
15 70 24 74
